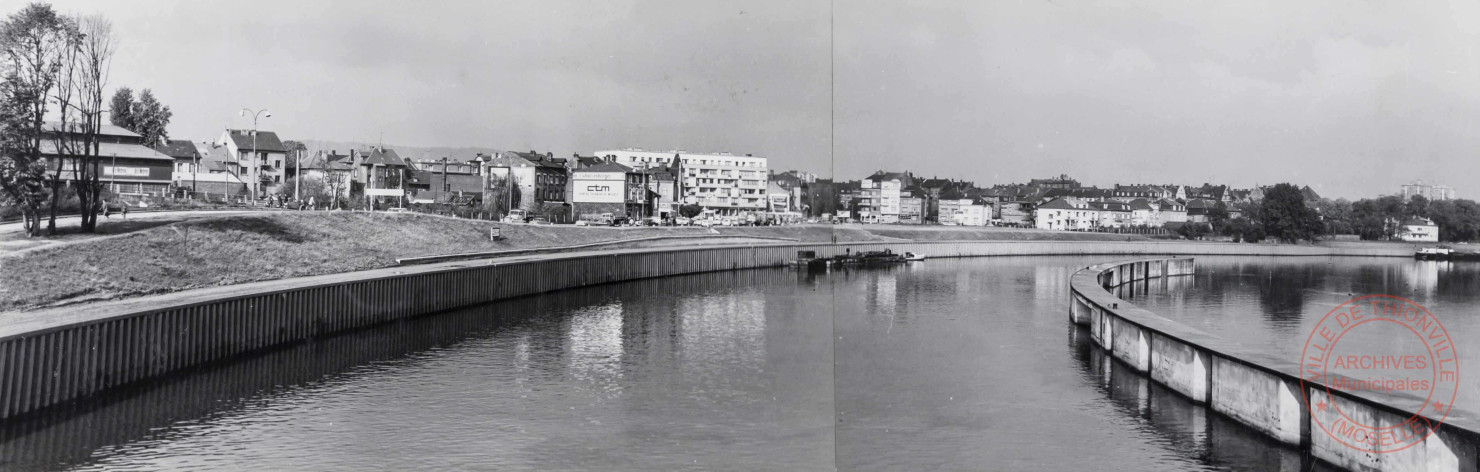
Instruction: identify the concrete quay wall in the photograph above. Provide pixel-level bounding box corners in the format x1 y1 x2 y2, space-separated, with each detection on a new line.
1071 257 1480 472
0 240 1411 421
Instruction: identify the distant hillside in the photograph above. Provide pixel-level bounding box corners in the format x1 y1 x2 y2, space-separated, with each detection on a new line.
301 140 502 162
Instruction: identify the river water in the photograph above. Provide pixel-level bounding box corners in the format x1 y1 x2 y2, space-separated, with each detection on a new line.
3 255 1473 471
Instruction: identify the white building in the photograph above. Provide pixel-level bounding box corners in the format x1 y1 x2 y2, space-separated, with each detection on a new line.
1401 218 1440 242
1035 197 1097 231
593 149 768 215
956 204 988 226
1090 201 1132 228
1400 180 1456 201
938 199 971 225
861 172 909 223
1128 198 1157 226
217 129 288 198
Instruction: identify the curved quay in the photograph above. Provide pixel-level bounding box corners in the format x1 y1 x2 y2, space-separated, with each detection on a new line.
0 241 1414 426
1071 257 1480 472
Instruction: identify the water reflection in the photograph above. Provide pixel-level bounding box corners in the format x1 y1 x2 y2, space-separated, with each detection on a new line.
1067 326 1339 471
1136 255 1480 397
0 269 828 471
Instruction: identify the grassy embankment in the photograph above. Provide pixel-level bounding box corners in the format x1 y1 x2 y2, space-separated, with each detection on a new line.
0 212 1148 312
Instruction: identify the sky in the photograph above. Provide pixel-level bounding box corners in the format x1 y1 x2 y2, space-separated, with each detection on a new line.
32 0 1480 199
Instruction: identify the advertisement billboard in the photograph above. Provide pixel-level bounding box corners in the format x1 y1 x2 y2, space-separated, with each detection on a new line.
573 172 625 203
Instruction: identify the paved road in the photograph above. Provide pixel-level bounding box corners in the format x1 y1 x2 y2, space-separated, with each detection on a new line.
0 209 269 236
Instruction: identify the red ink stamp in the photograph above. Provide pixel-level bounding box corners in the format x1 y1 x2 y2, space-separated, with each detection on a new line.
1300 295 1460 453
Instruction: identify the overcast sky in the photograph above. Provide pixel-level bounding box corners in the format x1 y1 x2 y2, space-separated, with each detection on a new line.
38 0 1480 199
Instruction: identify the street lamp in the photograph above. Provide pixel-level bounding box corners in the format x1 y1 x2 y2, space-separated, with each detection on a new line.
239 108 271 202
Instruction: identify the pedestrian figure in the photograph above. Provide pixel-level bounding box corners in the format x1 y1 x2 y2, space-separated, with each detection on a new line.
103 201 113 220
309 196 316 210
120 203 129 220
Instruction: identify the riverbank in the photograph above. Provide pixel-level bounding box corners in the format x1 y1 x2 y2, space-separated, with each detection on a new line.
0 240 1417 421
0 212 1156 312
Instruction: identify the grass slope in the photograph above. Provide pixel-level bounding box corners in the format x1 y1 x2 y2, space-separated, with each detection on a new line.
0 212 1145 312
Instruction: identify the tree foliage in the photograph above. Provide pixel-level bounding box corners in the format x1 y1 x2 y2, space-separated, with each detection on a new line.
0 3 73 236
679 203 702 218
108 86 171 146
1259 183 1322 243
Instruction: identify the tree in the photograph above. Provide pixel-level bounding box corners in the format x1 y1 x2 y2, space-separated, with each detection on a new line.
1351 195 1407 240
1223 217 1264 243
1260 183 1321 243
1405 195 1430 220
1173 222 1211 240
0 3 73 237
679 203 702 218
108 86 131 129
107 86 170 146
130 89 170 147
482 172 520 219
72 14 116 233
1428 199 1480 242
1207 202 1231 235
1311 198 1354 236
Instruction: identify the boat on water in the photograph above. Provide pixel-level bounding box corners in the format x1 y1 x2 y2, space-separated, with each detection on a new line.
791 249 908 269
1415 247 1480 261
904 252 926 262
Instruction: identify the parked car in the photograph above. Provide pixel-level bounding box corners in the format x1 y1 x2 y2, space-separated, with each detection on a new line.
503 209 528 223
529 217 550 225
611 216 630 226
676 216 692 226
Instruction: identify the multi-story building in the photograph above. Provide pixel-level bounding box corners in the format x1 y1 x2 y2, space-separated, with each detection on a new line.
861 171 912 223
641 164 680 217
1400 180 1455 201
1035 197 1096 231
1029 174 1080 190
1157 199 1187 225
42 122 175 196
899 194 925 224
408 158 484 203
1111 185 1173 202
217 129 288 198
1090 201 1132 228
1401 217 1440 242
1128 198 1157 226
571 162 646 219
592 149 768 215
479 150 570 217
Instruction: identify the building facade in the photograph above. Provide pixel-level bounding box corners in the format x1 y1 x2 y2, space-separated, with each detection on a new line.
1035 197 1096 231
41 122 175 196
1401 218 1440 242
571 162 645 219
592 149 768 215
1400 180 1455 201
481 151 570 216
217 129 288 198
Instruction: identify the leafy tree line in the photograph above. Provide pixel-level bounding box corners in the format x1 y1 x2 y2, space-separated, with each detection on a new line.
1202 185 1480 243
1194 183 1320 243
1316 194 1480 242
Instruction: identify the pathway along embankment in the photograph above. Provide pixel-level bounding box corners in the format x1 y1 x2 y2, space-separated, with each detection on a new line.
0 240 1411 422
1071 258 1480 471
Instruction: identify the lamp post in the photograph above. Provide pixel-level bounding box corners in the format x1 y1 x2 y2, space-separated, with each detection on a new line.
238 108 271 202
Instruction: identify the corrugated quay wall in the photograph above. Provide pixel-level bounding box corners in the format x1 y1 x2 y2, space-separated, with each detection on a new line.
0 240 1412 420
